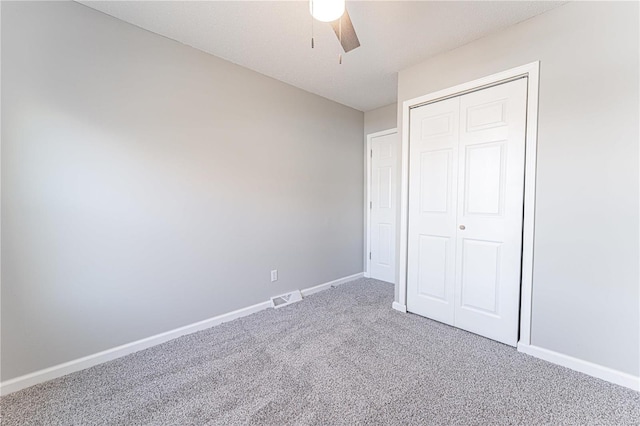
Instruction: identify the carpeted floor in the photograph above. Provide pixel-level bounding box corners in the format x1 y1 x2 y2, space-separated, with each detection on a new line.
1 278 639 425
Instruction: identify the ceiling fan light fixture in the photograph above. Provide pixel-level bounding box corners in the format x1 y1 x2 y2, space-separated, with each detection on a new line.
310 0 345 23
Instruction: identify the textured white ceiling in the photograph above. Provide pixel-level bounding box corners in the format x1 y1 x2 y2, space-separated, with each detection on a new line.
78 1 565 111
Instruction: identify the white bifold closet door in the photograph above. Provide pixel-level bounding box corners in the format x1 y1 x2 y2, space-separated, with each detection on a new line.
407 78 527 346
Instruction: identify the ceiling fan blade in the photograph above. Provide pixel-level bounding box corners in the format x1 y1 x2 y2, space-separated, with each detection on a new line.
330 8 360 53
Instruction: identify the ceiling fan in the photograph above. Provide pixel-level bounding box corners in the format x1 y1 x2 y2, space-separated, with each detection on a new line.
310 0 360 59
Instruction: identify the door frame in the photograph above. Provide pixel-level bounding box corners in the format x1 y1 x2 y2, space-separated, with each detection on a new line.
396 62 540 347
365 128 398 279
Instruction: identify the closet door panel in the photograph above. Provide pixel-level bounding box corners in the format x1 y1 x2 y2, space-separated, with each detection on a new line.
407 97 460 325
454 78 528 346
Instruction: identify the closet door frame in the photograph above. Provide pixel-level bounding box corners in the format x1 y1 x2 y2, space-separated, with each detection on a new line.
396 62 540 348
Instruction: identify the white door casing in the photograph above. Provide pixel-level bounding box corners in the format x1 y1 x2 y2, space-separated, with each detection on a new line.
367 129 397 283
406 78 527 346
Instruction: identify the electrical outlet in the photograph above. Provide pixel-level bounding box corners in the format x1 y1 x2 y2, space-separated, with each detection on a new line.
270 270 278 282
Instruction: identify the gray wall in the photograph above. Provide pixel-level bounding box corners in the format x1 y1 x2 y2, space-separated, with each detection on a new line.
397 1 639 375
364 103 397 136
1 1 364 381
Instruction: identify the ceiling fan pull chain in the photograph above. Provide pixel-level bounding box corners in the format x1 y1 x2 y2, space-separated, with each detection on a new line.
338 17 342 64
310 0 315 48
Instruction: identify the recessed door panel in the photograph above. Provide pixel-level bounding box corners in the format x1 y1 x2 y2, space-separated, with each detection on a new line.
417 235 449 301
380 140 393 159
421 113 453 139
420 150 451 213
460 239 501 314
378 166 392 209
464 142 506 216
377 223 392 266
466 99 507 131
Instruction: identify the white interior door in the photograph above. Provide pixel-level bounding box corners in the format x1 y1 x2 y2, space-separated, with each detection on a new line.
407 97 460 324
369 131 397 283
407 78 527 346
454 78 527 345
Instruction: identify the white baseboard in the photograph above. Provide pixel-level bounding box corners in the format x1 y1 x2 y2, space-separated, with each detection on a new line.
517 343 640 392
392 302 407 313
0 272 364 396
300 273 364 297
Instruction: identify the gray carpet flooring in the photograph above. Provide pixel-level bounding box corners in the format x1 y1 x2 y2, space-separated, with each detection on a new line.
1 278 639 425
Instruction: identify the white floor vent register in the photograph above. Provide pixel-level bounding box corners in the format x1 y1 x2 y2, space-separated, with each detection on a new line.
270 290 303 309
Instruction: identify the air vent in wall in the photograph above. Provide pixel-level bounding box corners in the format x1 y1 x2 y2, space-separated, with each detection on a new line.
270 290 303 309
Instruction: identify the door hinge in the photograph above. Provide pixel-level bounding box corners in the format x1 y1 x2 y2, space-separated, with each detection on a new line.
370 150 373 158
370 201 372 209
369 252 372 260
